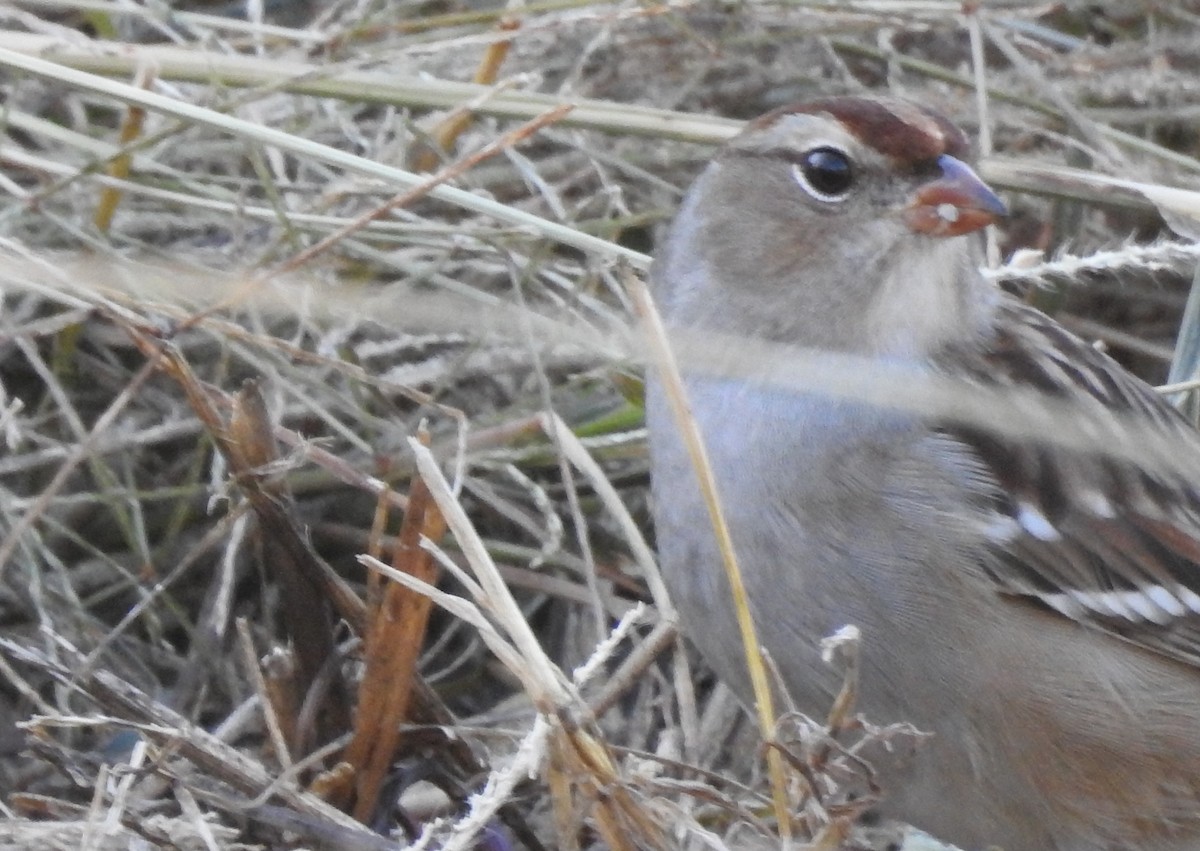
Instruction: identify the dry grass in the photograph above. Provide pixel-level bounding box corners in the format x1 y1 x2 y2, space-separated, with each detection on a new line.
1 1 1199 849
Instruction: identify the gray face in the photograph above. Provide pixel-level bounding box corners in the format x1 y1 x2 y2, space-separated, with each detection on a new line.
651 101 994 358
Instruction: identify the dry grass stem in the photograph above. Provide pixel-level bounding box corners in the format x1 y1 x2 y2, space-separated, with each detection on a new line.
2 3 1199 848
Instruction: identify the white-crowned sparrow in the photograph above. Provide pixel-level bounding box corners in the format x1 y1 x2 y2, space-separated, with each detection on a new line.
647 95 1200 851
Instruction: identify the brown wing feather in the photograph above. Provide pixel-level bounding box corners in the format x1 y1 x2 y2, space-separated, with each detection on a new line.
936 297 1200 666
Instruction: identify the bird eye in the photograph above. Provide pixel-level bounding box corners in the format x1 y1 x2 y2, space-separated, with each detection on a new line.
792 147 854 202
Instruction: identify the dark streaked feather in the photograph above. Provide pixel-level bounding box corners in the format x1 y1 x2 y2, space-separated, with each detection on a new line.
934 298 1200 666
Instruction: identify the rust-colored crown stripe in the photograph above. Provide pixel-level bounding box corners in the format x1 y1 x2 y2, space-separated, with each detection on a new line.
748 96 971 166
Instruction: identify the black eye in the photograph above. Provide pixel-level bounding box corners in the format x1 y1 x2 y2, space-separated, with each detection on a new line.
794 147 854 201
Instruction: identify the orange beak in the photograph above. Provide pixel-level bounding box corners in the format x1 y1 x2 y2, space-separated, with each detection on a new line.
902 154 1007 237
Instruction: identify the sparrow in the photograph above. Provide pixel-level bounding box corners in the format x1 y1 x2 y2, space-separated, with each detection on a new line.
646 94 1200 851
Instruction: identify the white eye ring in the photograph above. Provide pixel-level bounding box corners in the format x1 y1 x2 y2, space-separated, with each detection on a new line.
790 146 854 203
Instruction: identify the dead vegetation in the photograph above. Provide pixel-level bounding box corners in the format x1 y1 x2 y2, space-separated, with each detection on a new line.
1 1 1199 849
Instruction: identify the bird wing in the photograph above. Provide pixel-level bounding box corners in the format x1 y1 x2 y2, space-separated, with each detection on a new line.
936 298 1200 666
